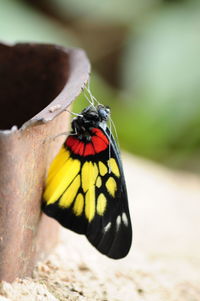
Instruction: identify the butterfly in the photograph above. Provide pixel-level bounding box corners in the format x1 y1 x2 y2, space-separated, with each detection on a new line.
42 105 132 259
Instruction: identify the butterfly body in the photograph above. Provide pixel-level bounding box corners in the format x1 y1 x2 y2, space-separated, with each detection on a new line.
42 105 132 259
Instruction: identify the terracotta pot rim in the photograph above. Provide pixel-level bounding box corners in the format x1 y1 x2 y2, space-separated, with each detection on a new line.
0 42 90 135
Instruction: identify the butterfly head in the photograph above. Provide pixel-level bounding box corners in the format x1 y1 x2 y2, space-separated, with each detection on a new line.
97 105 110 121
80 105 110 122
72 105 110 135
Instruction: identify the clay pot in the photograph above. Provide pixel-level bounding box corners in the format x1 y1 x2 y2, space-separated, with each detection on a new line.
0 42 90 281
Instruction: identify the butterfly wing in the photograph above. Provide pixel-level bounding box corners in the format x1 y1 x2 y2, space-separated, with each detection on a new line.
42 126 132 259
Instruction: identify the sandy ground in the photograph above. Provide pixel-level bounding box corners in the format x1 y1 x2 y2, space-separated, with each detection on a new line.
0 153 200 301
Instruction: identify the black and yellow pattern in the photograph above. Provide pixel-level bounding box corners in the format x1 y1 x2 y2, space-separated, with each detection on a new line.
42 105 132 259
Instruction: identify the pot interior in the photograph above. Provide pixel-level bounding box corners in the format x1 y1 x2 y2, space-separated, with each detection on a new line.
0 43 69 130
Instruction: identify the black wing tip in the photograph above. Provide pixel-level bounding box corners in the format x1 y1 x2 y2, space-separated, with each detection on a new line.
107 247 132 260
87 222 132 260
104 236 132 260
89 237 132 260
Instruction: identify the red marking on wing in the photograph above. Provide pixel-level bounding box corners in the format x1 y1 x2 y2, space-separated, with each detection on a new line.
91 128 109 145
65 128 109 156
66 136 78 148
92 136 108 153
84 143 96 156
75 141 85 156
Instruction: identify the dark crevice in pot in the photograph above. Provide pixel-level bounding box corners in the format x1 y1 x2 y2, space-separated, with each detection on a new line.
0 43 69 129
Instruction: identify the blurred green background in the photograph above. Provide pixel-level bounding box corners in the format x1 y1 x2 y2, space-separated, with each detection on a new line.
1 0 200 171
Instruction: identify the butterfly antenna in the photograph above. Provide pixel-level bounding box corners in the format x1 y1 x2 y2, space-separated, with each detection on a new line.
84 89 95 108
86 82 101 106
84 81 104 109
83 80 96 108
109 116 120 149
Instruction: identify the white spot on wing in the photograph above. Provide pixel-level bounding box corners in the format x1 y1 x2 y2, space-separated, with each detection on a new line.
116 215 121 231
104 222 111 233
122 212 129 226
